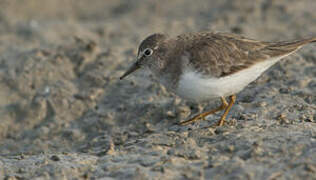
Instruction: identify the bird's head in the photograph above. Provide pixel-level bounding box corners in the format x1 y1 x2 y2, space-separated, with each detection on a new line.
120 33 168 80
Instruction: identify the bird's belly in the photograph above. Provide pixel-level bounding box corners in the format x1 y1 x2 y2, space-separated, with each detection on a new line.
176 73 242 101
176 59 280 102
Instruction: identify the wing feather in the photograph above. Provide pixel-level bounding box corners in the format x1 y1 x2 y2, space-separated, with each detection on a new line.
179 32 314 77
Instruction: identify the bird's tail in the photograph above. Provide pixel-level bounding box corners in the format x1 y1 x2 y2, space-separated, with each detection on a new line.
308 37 316 43
272 37 316 48
263 37 316 57
292 37 316 46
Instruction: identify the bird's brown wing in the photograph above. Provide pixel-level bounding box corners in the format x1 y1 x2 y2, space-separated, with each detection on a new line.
183 32 315 78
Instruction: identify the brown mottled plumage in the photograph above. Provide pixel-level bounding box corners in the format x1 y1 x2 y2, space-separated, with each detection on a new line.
175 32 315 77
120 32 316 126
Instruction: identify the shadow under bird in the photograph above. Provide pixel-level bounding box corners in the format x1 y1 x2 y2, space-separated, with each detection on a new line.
120 32 316 126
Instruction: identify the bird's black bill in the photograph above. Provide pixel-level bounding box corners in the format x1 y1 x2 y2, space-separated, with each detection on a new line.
119 62 140 80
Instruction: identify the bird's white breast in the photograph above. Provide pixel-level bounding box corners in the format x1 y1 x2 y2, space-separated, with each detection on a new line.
176 57 283 102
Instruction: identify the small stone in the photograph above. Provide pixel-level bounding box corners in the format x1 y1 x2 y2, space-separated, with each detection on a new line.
215 126 227 134
177 105 191 119
241 95 254 103
276 113 289 124
305 164 316 172
279 87 289 94
50 155 60 161
301 114 314 123
258 101 267 107
173 97 182 105
227 145 235 152
166 110 176 118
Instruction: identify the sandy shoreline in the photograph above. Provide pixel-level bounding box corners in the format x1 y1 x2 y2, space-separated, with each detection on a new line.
0 0 315 179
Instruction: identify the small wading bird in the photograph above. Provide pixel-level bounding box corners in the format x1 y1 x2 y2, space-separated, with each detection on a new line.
120 32 316 126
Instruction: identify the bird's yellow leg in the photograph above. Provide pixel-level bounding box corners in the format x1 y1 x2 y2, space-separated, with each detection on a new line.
180 97 228 125
217 95 236 126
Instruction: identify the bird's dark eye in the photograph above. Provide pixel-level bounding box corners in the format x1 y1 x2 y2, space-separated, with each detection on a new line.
143 48 153 56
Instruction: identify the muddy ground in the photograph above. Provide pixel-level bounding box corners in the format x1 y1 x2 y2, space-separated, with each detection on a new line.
0 0 315 179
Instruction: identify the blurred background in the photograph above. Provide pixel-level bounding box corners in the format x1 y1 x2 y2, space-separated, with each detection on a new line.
0 0 315 179
1 0 315 49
